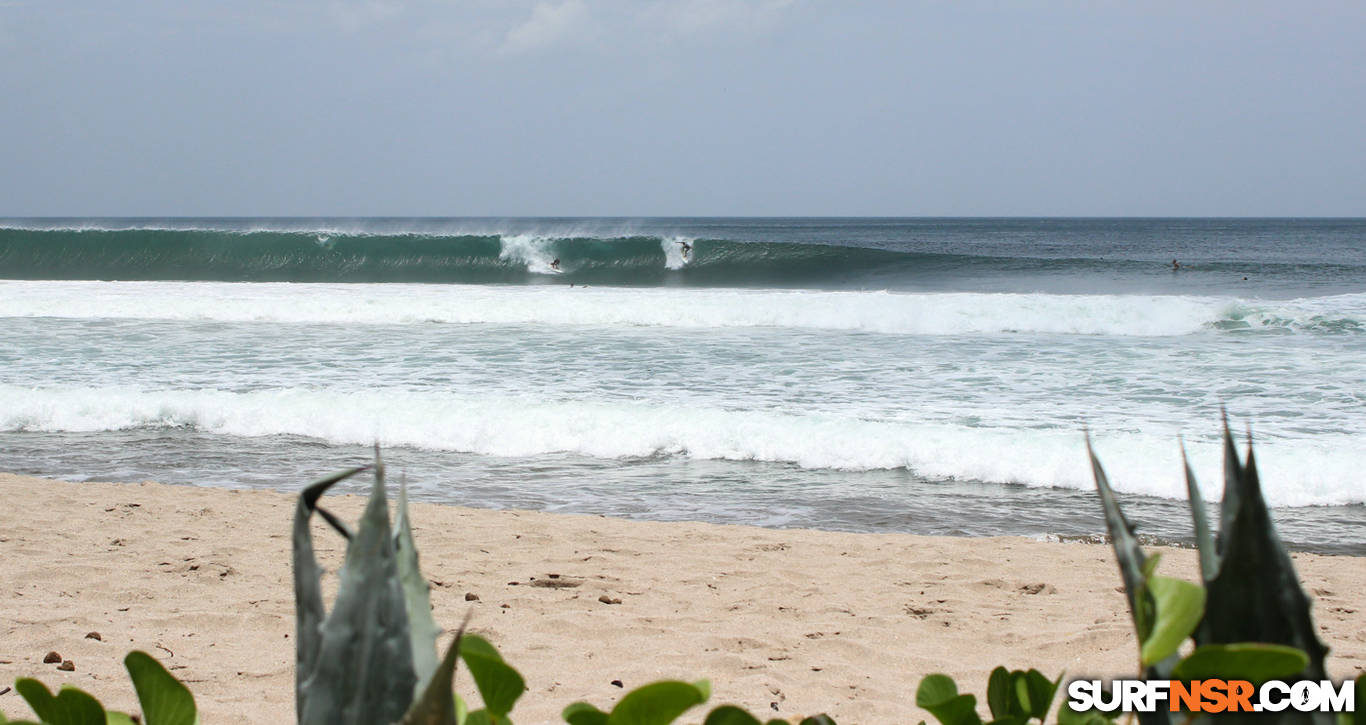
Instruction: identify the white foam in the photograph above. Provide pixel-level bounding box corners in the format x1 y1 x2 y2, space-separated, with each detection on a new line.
661 236 693 269
1222 297 1366 332
497 234 564 274
1 384 1361 507
6 280 1360 336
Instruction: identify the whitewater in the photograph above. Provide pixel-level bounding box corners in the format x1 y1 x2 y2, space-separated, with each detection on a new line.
6 280 1366 335
2 218 1364 553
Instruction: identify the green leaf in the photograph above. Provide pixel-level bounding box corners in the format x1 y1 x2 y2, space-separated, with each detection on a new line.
702 706 761 725
464 710 505 725
691 680 712 703
985 667 1011 720
460 634 503 661
916 675 959 709
562 702 609 725
1057 705 1113 725
13 679 107 725
798 717 837 725
1172 643 1309 683
1139 576 1205 665
124 651 197 725
916 675 982 725
606 681 709 725
1132 555 1163 644
106 714 139 725
460 635 526 719
395 475 442 701
1019 670 1059 721
1008 672 1031 719
1139 555 1161 584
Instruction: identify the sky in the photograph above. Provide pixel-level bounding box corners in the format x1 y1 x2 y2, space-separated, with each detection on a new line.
1 1 1363 216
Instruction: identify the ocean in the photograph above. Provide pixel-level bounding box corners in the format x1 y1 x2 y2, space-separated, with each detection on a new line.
2 218 1363 554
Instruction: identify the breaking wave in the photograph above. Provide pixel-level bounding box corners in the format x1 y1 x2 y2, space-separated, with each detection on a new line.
1 383 1360 507
4 223 1363 288
2 280 1363 337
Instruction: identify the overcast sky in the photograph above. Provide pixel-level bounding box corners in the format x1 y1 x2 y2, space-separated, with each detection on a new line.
1 1 1363 216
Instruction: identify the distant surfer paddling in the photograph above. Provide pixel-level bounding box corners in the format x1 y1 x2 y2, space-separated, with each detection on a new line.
1171 259 1180 271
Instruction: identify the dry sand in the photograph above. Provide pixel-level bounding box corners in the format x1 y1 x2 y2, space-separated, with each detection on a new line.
1 473 1363 724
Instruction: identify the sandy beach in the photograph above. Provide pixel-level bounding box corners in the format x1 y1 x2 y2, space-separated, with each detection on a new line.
1 473 1363 724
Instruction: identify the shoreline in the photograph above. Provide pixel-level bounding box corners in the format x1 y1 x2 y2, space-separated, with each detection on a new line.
2 473 1364 724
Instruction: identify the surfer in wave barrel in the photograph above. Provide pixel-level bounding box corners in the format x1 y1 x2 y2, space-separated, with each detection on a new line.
551 258 561 271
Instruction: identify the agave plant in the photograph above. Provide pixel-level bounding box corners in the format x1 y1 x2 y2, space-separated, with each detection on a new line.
914 419 1353 725
1088 418 1332 725
1181 426 1327 679
293 452 845 725
294 450 526 725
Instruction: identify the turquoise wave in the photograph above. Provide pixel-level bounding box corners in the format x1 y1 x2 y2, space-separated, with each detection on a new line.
2 225 1362 287
0 227 918 285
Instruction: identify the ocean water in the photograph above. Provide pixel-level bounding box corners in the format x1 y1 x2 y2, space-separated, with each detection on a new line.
2 218 1364 553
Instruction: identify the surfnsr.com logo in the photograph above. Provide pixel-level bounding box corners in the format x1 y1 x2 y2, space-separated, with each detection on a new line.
1067 679 1356 714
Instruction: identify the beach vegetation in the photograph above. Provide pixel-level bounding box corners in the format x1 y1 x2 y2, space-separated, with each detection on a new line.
914 666 1086 725
1088 419 1328 683
3 650 196 725
1080 419 1337 724
917 418 1353 725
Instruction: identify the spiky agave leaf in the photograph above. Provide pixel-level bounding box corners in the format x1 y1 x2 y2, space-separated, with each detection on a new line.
1198 422 1329 685
395 473 442 701
293 464 370 723
1180 443 1219 583
1087 436 1150 626
296 459 418 725
1087 437 1174 725
1218 416 1245 543
400 618 469 725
